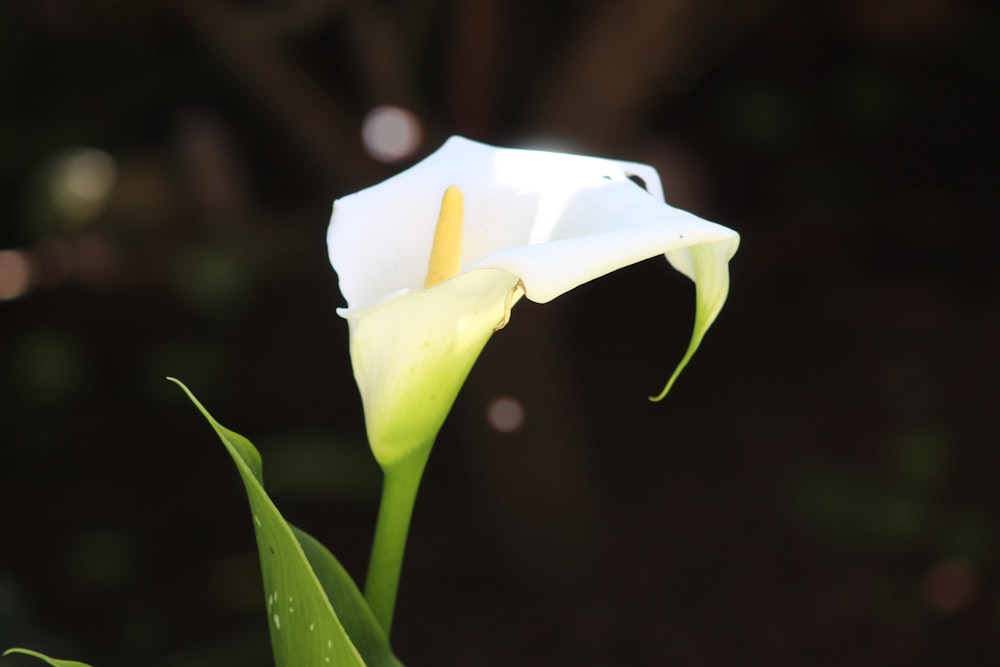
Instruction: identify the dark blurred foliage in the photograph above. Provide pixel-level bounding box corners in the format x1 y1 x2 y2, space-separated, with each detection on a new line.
1 0 998 665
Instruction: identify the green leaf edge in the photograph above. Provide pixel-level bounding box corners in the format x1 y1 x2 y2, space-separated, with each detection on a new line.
291 527 403 667
168 378 402 667
2 648 94 667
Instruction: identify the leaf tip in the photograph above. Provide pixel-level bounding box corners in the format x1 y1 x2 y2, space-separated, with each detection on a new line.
3 648 30 659
2 648 94 667
166 376 197 403
648 382 672 403
648 355 690 403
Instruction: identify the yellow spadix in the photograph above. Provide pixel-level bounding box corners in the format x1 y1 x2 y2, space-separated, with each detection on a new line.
424 185 464 288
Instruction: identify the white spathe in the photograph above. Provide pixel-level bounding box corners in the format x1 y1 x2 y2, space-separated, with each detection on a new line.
328 136 739 467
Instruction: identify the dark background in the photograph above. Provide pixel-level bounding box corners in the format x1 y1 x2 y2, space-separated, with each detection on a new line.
2 1 998 665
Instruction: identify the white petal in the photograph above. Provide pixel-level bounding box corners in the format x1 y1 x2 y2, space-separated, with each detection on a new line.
467 179 738 304
327 135 740 407
327 137 670 309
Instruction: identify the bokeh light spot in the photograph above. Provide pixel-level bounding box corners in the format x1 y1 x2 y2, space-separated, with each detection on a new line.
0 250 32 300
920 559 979 615
46 147 117 224
361 106 423 163
486 395 526 433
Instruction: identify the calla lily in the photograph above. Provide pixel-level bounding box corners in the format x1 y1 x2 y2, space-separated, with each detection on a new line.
328 136 739 633
329 136 739 466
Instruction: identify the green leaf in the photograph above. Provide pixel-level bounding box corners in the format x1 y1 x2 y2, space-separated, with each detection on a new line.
169 378 403 667
2 648 94 667
292 528 403 666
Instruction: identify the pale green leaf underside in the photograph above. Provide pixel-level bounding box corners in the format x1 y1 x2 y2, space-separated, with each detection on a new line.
169 378 402 667
652 237 736 401
2 648 94 667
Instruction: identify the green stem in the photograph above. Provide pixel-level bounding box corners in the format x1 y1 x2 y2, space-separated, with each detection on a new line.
364 447 431 636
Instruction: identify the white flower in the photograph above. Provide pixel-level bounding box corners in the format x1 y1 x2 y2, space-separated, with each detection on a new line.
328 136 739 468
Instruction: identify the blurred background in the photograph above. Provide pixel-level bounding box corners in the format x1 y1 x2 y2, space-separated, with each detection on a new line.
1 0 998 665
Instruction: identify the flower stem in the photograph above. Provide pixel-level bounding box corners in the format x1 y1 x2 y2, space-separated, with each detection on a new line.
364 448 431 636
